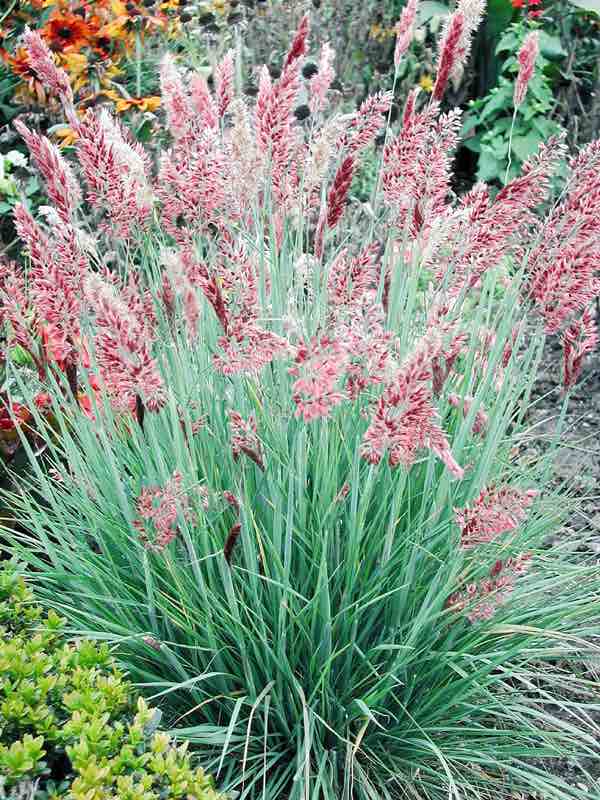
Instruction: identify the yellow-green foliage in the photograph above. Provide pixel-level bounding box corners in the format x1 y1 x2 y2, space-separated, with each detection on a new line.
0 562 222 800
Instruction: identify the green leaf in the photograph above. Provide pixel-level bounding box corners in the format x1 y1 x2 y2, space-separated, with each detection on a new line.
496 29 519 55
477 149 502 181
538 31 567 59
479 87 513 122
25 177 40 196
511 132 543 162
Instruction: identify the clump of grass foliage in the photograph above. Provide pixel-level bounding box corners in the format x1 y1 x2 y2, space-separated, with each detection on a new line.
1 13 600 800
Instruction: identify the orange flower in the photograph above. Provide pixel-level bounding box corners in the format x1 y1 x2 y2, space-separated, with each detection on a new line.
1 47 48 103
42 11 95 52
114 95 161 113
53 126 79 147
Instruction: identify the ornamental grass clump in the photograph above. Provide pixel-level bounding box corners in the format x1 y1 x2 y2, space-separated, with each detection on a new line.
1 13 600 800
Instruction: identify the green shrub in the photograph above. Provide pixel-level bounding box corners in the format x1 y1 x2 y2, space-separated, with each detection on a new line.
0 561 223 800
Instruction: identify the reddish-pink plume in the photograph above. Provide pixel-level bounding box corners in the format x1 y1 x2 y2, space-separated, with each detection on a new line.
191 74 219 130
86 277 166 413
160 54 195 142
326 156 354 229
22 27 74 110
134 472 190 551
562 306 598 390
289 336 348 422
446 553 532 622
394 0 419 68
213 317 289 376
215 50 235 118
514 31 539 108
527 139 600 333
382 100 461 238
76 110 152 239
360 338 463 477
283 13 311 68
309 42 335 113
228 410 264 470
345 91 393 154
455 485 537 549
432 11 465 101
14 120 80 223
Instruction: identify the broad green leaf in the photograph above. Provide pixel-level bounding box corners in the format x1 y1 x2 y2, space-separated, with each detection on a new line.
538 31 567 59
476 149 502 181
511 132 543 162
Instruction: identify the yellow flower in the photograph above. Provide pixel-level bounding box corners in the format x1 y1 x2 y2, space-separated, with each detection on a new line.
369 23 383 40
211 0 227 13
58 52 89 92
419 74 434 92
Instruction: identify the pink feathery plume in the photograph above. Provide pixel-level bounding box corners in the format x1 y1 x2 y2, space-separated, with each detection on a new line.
432 11 465 101
446 553 531 622
76 110 153 239
394 0 419 69
326 155 354 229
430 134 566 288
13 203 52 277
327 242 382 307
255 63 299 155
335 296 392 399
344 91 393 155
283 13 311 69
514 31 539 108
315 155 354 257
14 120 80 223
0 260 37 360
160 54 195 142
450 0 486 85
455 485 537 549
382 100 461 237
228 410 264 469
360 338 463 477
255 56 304 205
213 317 289 376
21 27 74 113
134 472 190 551
191 73 219 130
162 251 201 339
13 205 84 376
289 336 347 422
86 277 166 415
309 42 335 113
562 306 598 390
527 139 600 333
156 135 228 245
215 50 235 118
